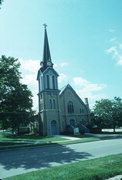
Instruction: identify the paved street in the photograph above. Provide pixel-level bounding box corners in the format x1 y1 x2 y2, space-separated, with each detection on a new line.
0 138 122 179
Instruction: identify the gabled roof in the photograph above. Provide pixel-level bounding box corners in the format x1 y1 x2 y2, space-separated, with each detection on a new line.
37 67 59 80
43 67 59 76
60 84 87 107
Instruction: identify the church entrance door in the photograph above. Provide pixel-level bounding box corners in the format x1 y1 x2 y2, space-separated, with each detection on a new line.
70 119 75 127
51 120 57 135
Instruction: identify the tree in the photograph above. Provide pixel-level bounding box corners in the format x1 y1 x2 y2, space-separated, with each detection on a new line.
0 0 3 6
112 97 122 132
93 97 122 132
0 55 33 133
0 0 3 4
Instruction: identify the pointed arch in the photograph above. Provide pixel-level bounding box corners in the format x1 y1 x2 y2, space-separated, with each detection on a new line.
68 101 74 113
50 99 52 109
53 99 56 109
47 75 50 89
52 75 55 89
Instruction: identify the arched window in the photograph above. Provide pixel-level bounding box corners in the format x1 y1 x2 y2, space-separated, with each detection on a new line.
50 99 52 109
80 108 85 113
68 101 74 113
82 108 85 113
52 76 55 89
47 75 50 89
53 99 56 109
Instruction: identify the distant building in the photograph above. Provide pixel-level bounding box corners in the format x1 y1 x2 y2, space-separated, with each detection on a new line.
37 25 90 136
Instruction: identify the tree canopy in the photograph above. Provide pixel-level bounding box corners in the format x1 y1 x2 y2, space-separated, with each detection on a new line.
0 55 34 133
93 97 122 132
0 0 3 5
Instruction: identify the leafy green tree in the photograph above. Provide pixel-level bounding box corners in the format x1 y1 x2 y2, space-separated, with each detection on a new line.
0 0 3 6
112 97 122 132
90 112 103 132
93 97 122 132
0 55 34 133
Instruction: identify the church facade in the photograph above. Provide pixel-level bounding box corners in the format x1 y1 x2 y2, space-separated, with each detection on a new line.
37 26 90 136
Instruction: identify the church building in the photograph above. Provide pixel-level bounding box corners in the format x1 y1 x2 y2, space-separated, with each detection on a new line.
37 25 90 136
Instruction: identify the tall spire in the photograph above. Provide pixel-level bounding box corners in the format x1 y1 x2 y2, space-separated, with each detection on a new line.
40 24 53 70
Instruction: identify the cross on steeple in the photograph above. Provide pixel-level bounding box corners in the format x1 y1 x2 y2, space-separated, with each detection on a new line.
43 23 47 29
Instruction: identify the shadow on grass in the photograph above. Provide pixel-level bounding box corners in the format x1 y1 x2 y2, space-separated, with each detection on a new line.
3 132 44 139
0 132 64 142
0 143 93 172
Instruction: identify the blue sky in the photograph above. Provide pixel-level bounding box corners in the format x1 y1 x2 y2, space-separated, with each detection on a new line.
0 0 122 111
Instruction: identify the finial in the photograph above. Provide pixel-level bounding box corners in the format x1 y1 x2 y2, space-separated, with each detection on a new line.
43 23 47 29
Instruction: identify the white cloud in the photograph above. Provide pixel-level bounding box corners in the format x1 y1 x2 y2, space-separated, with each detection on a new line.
21 74 37 86
59 62 69 67
109 28 115 33
58 73 67 83
106 44 122 66
106 46 118 57
106 30 122 66
19 59 40 72
109 37 117 42
19 58 40 111
54 63 58 68
76 89 107 101
31 90 38 113
73 76 107 107
19 59 39 87
119 43 122 50
73 77 106 92
117 56 122 65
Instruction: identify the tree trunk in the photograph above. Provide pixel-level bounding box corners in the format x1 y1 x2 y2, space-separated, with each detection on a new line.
113 124 116 133
17 127 20 135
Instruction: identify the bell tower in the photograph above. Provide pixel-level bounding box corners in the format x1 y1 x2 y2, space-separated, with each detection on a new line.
37 25 60 136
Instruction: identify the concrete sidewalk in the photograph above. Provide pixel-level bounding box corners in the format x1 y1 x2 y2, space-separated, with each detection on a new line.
106 175 122 180
55 135 81 140
85 133 122 138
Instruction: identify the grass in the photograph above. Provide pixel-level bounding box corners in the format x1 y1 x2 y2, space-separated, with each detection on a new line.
0 142 26 146
1 131 122 150
0 132 67 142
5 154 122 180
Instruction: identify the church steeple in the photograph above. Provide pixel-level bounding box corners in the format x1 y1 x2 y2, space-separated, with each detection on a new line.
40 24 53 71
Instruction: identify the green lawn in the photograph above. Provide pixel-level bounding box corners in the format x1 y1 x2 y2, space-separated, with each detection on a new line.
5 154 122 180
0 132 67 142
0 142 26 146
1 131 122 151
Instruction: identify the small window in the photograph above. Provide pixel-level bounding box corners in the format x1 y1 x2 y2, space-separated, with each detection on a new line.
53 99 56 109
52 76 55 89
80 108 84 113
47 75 50 89
82 108 84 113
50 99 52 109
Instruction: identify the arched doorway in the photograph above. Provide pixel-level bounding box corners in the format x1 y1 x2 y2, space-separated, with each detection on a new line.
70 119 75 127
51 120 57 135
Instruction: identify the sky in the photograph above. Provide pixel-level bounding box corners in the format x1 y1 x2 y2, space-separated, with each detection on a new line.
0 0 122 111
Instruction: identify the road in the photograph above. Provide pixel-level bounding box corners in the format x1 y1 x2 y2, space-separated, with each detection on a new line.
0 138 122 179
